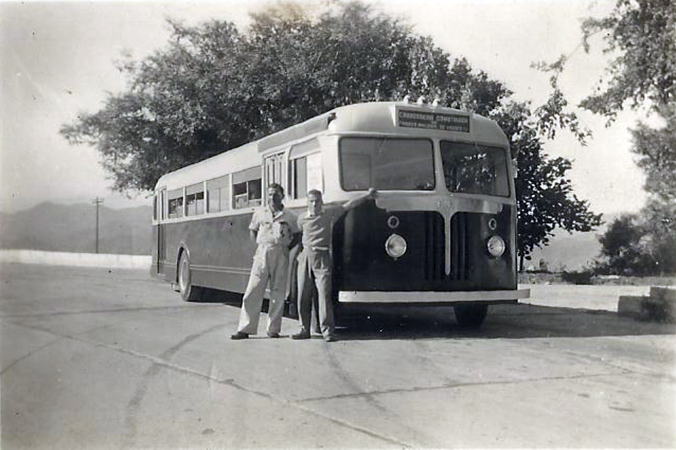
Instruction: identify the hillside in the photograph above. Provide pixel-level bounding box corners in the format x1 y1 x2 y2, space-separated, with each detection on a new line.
527 230 602 271
0 202 619 265
0 202 153 255
526 213 626 271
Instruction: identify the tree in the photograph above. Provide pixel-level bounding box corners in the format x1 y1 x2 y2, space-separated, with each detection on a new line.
579 0 676 120
595 214 655 275
582 0 676 274
640 199 676 274
491 102 602 271
61 1 601 264
631 107 676 202
540 0 676 274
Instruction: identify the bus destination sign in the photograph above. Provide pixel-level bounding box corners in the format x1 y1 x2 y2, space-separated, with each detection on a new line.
397 109 470 132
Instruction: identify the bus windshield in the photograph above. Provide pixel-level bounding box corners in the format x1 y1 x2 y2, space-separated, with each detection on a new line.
440 141 510 197
340 137 435 191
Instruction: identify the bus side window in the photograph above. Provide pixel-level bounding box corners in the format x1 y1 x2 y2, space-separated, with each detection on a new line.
232 167 262 209
290 139 322 199
292 157 307 199
167 188 183 219
153 193 158 221
207 175 229 213
290 152 322 198
186 182 205 216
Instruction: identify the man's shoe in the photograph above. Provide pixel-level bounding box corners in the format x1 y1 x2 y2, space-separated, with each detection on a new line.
267 332 280 338
230 331 249 340
324 335 337 342
291 332 310 340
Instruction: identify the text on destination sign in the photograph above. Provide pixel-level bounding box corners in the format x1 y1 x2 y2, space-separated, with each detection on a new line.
397 109 470 132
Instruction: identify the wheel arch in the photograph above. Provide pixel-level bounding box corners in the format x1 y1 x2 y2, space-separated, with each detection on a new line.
175 241 191 283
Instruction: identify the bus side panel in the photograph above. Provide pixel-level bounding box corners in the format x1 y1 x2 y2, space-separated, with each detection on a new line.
150 224 159 277
333 202 517 293
159 213 256 293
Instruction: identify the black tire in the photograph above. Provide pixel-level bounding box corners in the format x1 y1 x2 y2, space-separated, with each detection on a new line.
178 252 203 302
453 304 488 327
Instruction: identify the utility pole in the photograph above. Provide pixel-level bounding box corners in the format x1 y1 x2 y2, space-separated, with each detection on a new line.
92 197 104 253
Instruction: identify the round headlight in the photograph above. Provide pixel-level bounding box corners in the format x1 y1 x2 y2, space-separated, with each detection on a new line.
487 235 506 257
385 233 407 259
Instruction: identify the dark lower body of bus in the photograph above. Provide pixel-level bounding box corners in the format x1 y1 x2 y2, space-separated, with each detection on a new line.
151 202 528 326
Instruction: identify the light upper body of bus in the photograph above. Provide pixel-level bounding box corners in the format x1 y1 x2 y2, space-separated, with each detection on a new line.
151 100 529 327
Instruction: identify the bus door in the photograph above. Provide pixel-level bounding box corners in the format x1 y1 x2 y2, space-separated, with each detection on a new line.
264 152 286 195
156 188 166 273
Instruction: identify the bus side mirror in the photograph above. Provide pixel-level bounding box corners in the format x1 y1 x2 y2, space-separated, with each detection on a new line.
512 158 518 178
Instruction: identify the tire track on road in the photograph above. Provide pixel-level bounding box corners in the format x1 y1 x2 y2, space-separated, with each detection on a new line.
320 343 442 448
1 316 169 376
7 320 416 448
0 304 218 318
87 332 414 448
121 323 226 449
299 369 634 402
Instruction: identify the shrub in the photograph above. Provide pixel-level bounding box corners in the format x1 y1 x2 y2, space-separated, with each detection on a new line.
561 269 594 285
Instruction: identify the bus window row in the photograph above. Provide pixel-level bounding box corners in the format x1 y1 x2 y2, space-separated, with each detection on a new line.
160 166 262 220
157 150 323 221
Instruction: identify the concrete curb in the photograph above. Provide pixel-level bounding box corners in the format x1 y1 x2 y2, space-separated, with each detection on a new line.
618 287 676 322
0 249 151 269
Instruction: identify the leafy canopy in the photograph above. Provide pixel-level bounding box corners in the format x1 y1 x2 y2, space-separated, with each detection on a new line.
580 0 676 118
551 0 676 275
61 0 601 263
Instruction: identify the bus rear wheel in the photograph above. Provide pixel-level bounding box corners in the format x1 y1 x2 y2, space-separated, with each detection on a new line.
453 304 488 327
178 252 203 302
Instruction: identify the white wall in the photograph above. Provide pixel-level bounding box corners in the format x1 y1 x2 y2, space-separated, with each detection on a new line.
0 250 151 269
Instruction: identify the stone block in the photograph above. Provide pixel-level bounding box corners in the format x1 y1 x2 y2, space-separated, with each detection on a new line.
618 296 649 320
648 287 676 322
650 287 676 302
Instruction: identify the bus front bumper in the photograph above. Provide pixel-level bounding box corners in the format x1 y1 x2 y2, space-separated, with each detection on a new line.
338 289 530 304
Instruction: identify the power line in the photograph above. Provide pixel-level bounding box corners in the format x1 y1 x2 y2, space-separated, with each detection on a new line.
92 197 104 253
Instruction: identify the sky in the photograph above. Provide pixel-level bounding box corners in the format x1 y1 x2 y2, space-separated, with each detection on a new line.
1 0 648 215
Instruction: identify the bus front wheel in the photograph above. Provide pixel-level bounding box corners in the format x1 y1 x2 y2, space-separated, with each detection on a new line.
453 304 488 327
178 252 203 302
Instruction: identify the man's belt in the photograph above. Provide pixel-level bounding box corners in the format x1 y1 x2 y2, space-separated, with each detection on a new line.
305 246 329 252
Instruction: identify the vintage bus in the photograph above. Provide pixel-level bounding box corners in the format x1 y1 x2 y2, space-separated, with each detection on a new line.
150 100 529 327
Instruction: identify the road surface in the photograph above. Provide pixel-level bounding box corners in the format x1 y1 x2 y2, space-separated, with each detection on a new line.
1 263 675 448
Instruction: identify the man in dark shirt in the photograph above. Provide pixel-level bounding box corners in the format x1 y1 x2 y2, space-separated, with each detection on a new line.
292 188 376 342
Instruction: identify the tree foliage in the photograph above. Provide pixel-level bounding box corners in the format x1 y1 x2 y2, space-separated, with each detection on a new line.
596 202 676 275
61 0 602 264
595 214 655 275
579 0 676 119
568 0 676 275
631 107 676 202
491 102 602 270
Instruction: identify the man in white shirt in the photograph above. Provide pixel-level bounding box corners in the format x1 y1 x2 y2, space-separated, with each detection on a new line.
231 183 299 339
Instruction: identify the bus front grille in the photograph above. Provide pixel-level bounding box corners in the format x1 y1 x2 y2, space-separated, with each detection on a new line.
424 212 469 281
450 212 469 281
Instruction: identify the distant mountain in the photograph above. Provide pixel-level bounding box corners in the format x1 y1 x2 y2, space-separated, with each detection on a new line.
527 230 602 271
0 202 626 267
0 202 153 255
526 213 624 272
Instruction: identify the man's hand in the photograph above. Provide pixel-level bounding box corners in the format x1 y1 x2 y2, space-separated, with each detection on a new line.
343 187 378 211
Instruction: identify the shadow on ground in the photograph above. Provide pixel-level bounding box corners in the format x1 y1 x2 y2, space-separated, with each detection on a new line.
199 288 676 341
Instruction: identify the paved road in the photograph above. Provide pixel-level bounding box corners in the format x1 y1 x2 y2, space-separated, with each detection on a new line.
1 263 675 448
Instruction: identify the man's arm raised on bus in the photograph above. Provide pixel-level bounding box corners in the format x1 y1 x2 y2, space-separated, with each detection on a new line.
342 188 378 211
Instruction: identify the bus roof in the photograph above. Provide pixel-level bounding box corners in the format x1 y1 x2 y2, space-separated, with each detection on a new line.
155 101 508 191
